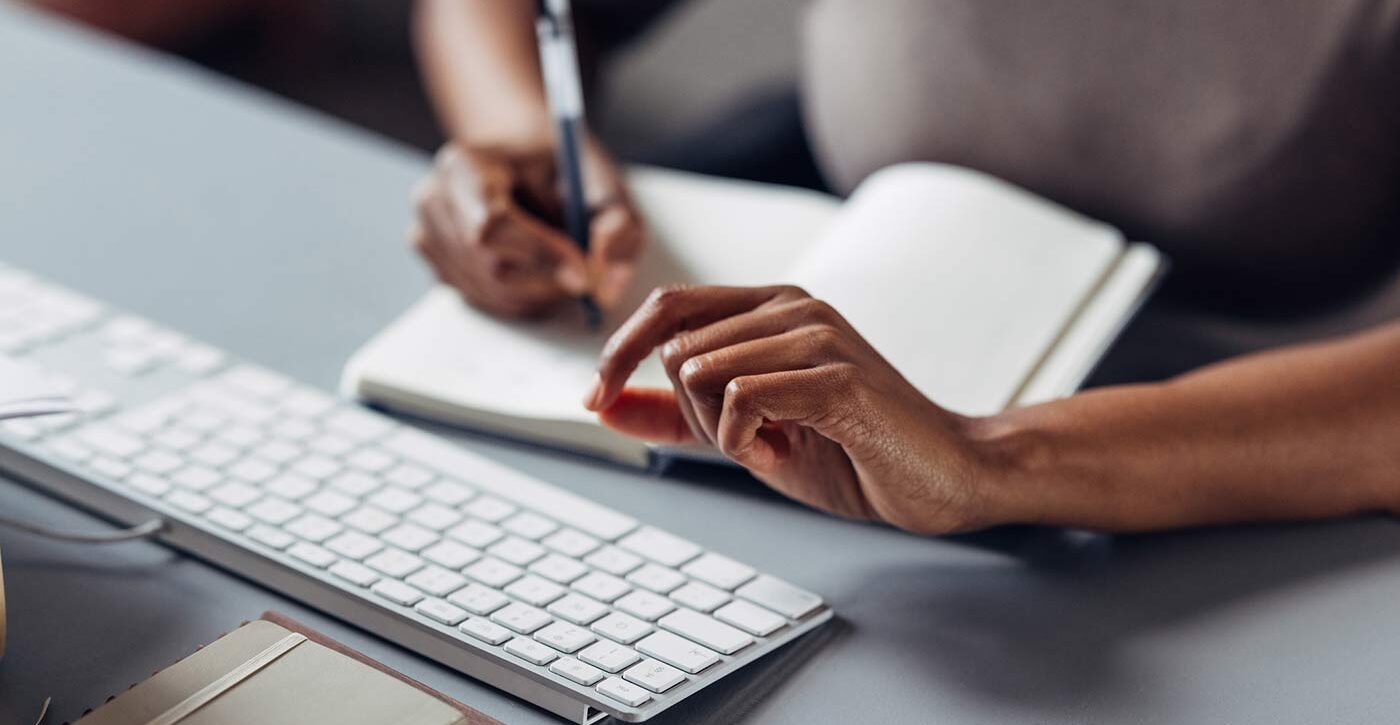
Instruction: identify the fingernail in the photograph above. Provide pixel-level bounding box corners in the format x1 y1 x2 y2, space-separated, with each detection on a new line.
582 373 604 410
554 263 585 294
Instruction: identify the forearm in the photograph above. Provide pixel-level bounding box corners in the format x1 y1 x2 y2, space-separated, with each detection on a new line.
413 0 551 147
981 321 1400 531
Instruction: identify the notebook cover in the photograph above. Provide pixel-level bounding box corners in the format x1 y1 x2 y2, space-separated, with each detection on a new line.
71 613 502 725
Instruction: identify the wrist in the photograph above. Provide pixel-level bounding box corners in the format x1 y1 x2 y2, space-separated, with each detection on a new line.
959 409 1078 529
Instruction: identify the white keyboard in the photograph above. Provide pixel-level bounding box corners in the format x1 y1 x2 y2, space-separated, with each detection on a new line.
0 262 831 723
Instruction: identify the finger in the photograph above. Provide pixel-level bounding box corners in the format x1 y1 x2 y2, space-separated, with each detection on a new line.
658 308 826 445
588 205 645 309
587 285 801 410
678 328 839 443
596 387 701 445
716 365 856 472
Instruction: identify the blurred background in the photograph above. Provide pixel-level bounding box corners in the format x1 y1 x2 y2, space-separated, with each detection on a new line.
23 0 809 176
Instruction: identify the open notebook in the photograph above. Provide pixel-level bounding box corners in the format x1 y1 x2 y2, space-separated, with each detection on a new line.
343 163 1162 468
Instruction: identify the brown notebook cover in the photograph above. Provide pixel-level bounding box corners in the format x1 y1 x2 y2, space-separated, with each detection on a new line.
72 612 502 725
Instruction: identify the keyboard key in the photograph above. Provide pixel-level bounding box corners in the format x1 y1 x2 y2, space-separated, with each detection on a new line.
174 344 225 374
618 528 702 568
422 479 475 507
714 600 786 636
247 525 295 550
670 581 730 613
415 598 468 626
304 490 357 518
291 455 341 480
209 482 262 508
447 519 503 548
166 490 212 514
529 554 589 584
188 441 239 468
384 463 434 490
502 512 558 541
153 428 202 452
736 575 824 619
459 617 512 645
126 472 172 497
463 495 516 523
285 514 343 543
447 583 510 616
272 418 318 442
596 677 650 707
368 487 421 514
585 546 644 576
246 497 302 526
263 472 317 501
383 523 439 553
579 641 641 674
89 456 132 480
329 560 379 588
79 426 145 458
251 439 302 464
372 579 424 607
288 542 336 569
365 548 425 579
328 470 380 498
421 540 480 570
550 657 604 686
505 575 567 607
406 566 468 598
309 432 355 457
171 465 222 491
341 505 398 534
614 590 676 622
325 530 384 561
505 636 559 666
181 409 227 432
463 557 522 588
658 609 752 655
406 503 462 532
324 408 394 441
543 529 600 558
591 612 654 645
627 564 687 594
491 602 552 634
346 448 396 473
634 631 720 675
571 572 631 603
547 594 610 626
215 425 262 449
488 537 546 566
534 622 596 653
47 437 93 463
624 659 686 694
227 458 278 485
205 506 252 532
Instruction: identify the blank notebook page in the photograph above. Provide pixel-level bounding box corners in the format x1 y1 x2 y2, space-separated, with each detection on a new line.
350 168 842 424
788 164 1123 416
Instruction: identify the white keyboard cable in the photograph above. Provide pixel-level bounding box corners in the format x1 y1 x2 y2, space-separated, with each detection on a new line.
0 514 166 543
0 513 165 725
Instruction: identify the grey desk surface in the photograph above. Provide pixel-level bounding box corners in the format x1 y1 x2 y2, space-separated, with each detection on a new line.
2 6 1400 724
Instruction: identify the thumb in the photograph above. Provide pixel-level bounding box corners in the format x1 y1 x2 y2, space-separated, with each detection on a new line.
595 387 700 445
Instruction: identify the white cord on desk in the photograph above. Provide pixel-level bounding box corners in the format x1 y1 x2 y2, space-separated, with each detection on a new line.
0 515 165 543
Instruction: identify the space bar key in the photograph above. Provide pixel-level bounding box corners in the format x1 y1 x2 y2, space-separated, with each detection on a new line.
382 428 638 541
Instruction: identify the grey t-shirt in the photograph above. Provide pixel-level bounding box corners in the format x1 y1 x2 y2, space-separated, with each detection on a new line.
803 0 1400 313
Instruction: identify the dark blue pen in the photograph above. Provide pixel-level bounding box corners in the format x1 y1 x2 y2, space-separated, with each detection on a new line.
536 0 602 330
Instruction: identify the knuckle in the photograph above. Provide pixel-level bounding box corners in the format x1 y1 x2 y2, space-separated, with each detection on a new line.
806 324 846 356
775 284 811 301
411 179 437 215
659 337 691 372
647 283 691 311
724 377 755 412
676 356 707 388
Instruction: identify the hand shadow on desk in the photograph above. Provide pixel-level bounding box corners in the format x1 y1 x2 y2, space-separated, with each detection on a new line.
844 517 1400 716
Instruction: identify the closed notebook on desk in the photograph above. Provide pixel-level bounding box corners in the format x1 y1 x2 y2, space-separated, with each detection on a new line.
342 163 1163 468
75 617 497 725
